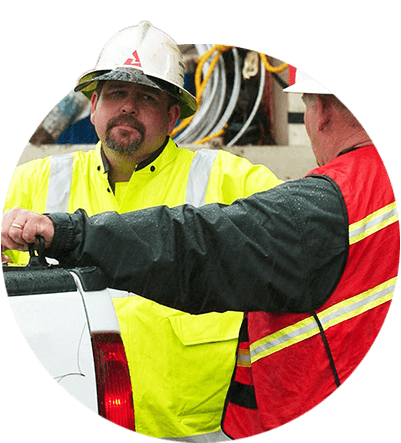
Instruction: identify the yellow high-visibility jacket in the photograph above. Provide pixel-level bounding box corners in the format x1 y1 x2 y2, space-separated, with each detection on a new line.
4 138 282 438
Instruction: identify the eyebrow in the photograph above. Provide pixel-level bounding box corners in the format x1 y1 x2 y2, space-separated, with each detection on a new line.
105 81 129 90
138 85 162 96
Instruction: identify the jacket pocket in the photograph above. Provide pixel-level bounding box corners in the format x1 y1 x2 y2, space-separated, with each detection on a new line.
165 311 243 434
169 311 243 346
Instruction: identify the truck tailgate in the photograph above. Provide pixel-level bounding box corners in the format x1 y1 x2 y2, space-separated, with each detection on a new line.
4 264 134 431
8 288 98 412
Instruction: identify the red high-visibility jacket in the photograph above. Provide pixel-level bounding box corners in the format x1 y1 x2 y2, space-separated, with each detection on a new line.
44 145 399 440
222 146 399 439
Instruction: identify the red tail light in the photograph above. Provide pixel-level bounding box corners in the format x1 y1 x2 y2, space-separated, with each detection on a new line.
91 332 135 431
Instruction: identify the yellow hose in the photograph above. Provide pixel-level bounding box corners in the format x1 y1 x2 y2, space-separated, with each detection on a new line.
171 47 288 144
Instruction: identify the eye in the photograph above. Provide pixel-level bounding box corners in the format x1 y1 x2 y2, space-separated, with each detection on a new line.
112 90 127 98
141 93 156 102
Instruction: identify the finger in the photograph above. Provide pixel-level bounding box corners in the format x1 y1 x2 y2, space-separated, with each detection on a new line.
2 207 23 240
1 226 26 252
2 208 54 251
20 212 54 248
2 208 11 221
2 208 32 251
8 216 30 248
8 210 42 245
0 237 26 252
2 207 23 226
2 253 11 264
22 217 44 245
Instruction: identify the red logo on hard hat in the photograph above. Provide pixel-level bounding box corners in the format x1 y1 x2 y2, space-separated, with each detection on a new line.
124 50 142 67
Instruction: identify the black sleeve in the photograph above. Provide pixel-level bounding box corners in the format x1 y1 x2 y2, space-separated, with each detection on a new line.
46 176 348 314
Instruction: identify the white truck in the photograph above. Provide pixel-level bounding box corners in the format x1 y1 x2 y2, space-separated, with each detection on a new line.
2 239 135 432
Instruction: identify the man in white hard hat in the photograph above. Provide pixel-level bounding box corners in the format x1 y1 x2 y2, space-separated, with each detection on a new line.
284 70 364 166
3 67 399 439
2 21 282 440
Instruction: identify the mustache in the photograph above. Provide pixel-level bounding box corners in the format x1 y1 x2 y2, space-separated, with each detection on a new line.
107 115 145 136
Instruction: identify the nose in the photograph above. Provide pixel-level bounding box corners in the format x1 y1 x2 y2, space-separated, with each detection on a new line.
121 95 138 115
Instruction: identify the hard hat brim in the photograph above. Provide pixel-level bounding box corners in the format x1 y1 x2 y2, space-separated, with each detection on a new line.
283 69 331 94
75 67 197 119
283 80 331 94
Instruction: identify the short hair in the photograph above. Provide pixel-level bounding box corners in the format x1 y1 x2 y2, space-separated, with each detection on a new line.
304 93 360 129
329 95 360 129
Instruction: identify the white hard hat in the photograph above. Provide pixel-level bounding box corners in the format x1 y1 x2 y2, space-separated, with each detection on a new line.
283 68 331 94
75 21 197 119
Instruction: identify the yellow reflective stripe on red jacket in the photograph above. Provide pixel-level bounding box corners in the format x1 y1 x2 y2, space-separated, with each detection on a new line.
349 202 398 245
248 276 396 365
237 348 251 367
244 201 399 366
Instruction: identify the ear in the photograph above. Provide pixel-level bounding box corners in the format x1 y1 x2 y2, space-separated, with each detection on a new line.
316 95 331 131
90 91 99 124
167 104 181 134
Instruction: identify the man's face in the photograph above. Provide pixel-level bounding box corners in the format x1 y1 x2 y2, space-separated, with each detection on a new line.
90 81 180 158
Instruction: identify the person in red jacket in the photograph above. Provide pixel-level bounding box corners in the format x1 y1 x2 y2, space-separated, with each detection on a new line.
2 70 399 440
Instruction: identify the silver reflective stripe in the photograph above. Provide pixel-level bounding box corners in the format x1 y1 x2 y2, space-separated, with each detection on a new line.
46 154 74 212
249 276 396 364
349 202 398 245
159 151 225 443
165 430 232 442
185 150 219 207
46 150 217 211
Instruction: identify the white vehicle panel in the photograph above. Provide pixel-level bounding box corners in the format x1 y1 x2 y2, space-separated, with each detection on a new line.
70 272 121 333
9 290 98 412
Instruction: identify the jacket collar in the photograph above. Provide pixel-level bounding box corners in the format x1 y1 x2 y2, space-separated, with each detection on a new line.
337 144 374 158
95 136 179 175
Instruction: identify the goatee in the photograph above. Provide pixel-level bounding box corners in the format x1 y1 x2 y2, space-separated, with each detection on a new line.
105 115 146 155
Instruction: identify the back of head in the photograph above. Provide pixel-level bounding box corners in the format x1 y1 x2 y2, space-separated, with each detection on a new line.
328 96 360 129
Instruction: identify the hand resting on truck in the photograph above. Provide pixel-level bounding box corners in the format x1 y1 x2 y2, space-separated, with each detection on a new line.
1 207 54 262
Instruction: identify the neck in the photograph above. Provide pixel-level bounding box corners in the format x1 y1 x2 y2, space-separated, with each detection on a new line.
103 148 139 188
102 137 168 189
332 130 372 161
320 124 373 165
